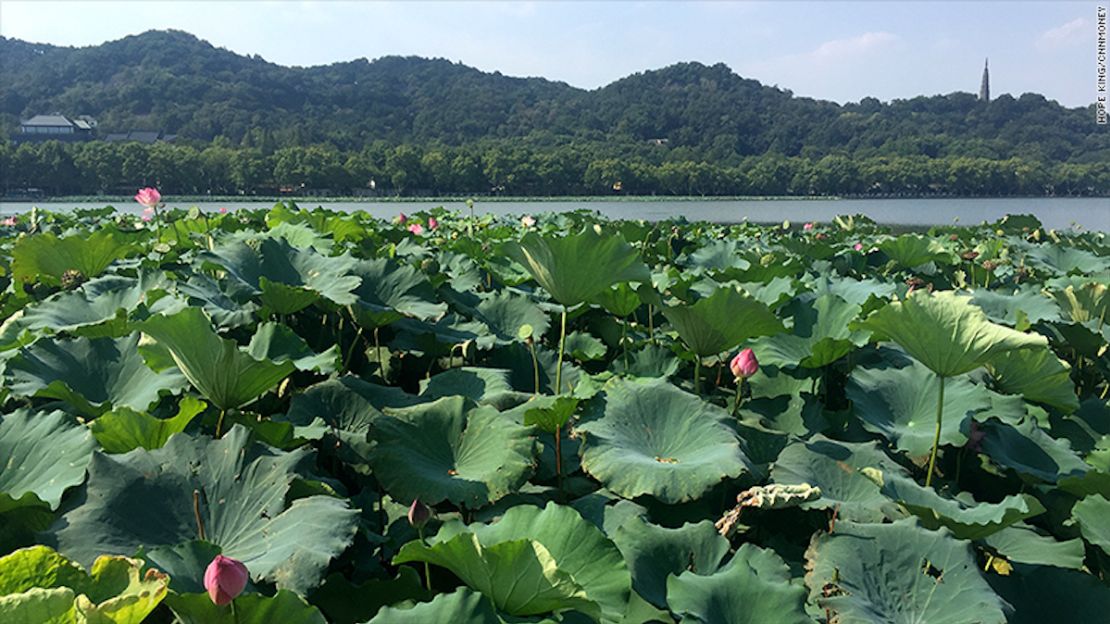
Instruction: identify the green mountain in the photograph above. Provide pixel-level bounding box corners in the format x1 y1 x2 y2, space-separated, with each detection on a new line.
1 30 1103 163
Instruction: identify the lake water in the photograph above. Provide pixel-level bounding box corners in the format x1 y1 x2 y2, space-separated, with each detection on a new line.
1 197 1106 231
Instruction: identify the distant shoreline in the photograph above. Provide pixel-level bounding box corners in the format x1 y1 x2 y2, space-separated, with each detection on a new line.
3 194 1101 205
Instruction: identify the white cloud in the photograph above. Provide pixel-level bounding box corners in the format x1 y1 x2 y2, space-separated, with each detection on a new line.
1037 18 1087 50
808 31 899 61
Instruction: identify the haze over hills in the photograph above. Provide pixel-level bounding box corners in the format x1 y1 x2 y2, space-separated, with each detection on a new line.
0 30 1104 164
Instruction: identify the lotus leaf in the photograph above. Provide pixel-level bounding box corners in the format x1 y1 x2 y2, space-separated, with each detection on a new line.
753 293 867 368
611 515 728 609
986 563 1110 624
0 409 95 510
981 524 1086 569
661 286 784 357
667 543 810 624
364 588 500 624
350 257 447 328
805 519 1007 624
502 227 650 307
139 307 295 410
89 395 206 453
1071 494 1110 556
51 425 358 594
847 362 989 456
368 397 536 508
394 533 599 618
576 379 749 503
5 333 188 417
11 228 138 287
856 290 1047 378
0 545 168 624
986 346 1079 413
166 590 327 624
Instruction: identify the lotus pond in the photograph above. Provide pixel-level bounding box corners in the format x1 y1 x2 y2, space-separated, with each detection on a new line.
0 203 1107 623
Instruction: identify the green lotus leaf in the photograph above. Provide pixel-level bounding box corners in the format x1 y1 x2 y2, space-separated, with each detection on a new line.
503 226 650 307
177 273 259 329
873 471 1045 539
248 322 340 374
847 362 989 457
490 342 585 396
89 395 206 453
977 417 1089 483
661 286 784 357
753 293 867 368
856 290 1047 378
666 543 810 624
1051 281 1108 325
611 515 729 609
564 330 607 362
419 367 529 410
981 524 1086 569
51 425 358 594
0 409 96 510
166 590 327 624
349 257 447 328
204 237 361 309
0 546 169 624
364 588 499 624
5 333 188 417
986 347 1079 413
971 288 1061 328
10 227 138 287
684 239 750 273
20 272 171 338
309 568 428 624
368 397 536 508
985 563 1110 624
394 533 599 619
611 343 681 379
143 540 225 594
805 519 1007 624
1071 494 1110 556
1025 245 1107 275
522 396 579 434
576 379 749 504
462 502 632 623
466 290 550 344
139 307 295 410
878 233 955 268
770 435 908 522
267 202 368 244
259 278 319 315
807 274 896 307
591 283 642 317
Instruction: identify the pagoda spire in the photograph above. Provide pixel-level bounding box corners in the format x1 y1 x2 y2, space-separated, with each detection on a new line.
979 58 990 102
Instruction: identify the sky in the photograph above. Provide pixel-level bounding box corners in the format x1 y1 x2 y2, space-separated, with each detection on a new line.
0 1 1096 107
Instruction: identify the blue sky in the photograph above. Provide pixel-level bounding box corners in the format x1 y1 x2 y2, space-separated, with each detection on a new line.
0 1 1095 107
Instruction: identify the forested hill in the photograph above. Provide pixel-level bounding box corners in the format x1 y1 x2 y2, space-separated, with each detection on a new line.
1 30 1104 164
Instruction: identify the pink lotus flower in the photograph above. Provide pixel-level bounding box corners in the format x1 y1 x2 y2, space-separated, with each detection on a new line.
428 217 439 230
140 214 152 223
853 243 863 251
203 555 248 606
1 216 17 227
134 187 161 209
219 207 228 214
396 213 408 225
521 215 536 228
803 222 814 231
408 499 432 529
730 348 759 380
408 223 424 235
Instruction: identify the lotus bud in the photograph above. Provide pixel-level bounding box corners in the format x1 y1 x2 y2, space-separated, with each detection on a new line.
803 222 814 231
396 212 408 224
1 216 17 226
408 223 424 235
428 217 439 230
134 187 161 208
730 348 758 380
521 215 536 228
853 243 863 251
219 207 228 214
408 499 432 529
203 555 248 606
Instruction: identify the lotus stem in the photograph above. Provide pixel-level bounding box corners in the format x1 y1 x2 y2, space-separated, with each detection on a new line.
417 526 432 590
925 375 946 488
693 357 702 396
555 425 564 496
733 379 745 417
647 304 655 344
528 339 540 397
373 328 382 378
192 489 206 541
555 308 567 396
215 408 227 438
621 319 629 369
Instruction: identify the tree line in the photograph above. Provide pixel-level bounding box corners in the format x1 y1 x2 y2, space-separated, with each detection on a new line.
2 139 1106 198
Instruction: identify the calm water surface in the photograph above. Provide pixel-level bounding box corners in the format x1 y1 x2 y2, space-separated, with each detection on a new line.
1 197 1106 231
